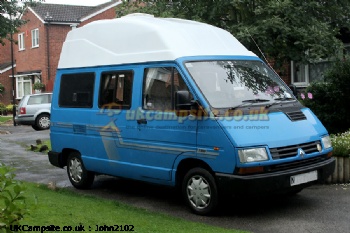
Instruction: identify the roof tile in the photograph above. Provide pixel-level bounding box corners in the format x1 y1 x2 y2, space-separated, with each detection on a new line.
31 0 118 23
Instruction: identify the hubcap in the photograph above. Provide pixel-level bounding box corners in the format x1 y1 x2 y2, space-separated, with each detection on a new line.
69 158 83 183
187 175 211 209
39 116 50 128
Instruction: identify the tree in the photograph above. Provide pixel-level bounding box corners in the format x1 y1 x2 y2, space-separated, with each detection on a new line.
116 0 350 67
303 59 350 134
0 0 42 45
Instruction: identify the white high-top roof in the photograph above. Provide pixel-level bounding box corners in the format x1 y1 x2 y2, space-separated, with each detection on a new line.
58 13 257 69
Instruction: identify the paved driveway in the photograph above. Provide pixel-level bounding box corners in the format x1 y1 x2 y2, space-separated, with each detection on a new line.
0 124 349 233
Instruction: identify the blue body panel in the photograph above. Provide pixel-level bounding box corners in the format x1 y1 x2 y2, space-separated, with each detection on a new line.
50 55 332 187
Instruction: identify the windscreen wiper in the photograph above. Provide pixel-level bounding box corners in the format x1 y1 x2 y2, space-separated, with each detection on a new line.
229 99 270 110
242 98 270 103
265 97 296 108
273 97 296 101
229 102 254 110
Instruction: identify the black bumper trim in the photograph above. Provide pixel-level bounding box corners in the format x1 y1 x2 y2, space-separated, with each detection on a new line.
216 157 335 195
48 151 65 168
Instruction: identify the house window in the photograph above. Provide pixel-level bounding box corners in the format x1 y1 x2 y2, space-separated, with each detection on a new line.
18 33 25 51
16 77 32 99
31 28 39 48
291 61 332 87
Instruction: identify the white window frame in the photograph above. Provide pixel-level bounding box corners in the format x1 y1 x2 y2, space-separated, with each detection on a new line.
31 28 39 48
18 32 25 51
291 61 309 87
292 45 349 87
16 76 33 99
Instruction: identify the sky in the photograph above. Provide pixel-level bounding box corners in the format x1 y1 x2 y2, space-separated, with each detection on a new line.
42 0 112 6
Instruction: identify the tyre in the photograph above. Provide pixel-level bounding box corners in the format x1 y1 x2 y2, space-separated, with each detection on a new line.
182 167 218 215
35 113 50 130
286 188 303 196
67 152 95 189
31 124 41 131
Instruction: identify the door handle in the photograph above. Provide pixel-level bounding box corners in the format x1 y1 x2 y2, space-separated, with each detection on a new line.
137 119 147 124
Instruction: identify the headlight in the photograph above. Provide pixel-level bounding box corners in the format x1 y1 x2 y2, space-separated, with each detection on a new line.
321 135 332 149
238 148 268 163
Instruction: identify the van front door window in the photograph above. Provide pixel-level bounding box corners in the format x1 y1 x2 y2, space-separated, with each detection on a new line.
143 67 190 111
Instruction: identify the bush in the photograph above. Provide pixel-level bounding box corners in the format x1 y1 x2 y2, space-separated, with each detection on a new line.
6 104 15 114
0 103 7 116
331 130 350 157
0 164 29 232
303 59 350 134
0 83 4 95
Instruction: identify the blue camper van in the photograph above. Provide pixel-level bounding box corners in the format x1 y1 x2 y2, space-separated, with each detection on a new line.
48 14 335 215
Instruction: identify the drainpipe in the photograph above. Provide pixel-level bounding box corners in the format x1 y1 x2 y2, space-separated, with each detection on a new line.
46 24 50 82
45 13 53 83
9 12 16 126
10 25 16 126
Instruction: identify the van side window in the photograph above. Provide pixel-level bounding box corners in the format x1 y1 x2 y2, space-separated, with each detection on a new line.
59 73 95 108
99 71 133 109
143 67 190 111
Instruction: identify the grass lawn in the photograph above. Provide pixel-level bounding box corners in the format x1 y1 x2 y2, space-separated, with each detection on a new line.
19 183 247 233
0 115 11 124
27 140 51 153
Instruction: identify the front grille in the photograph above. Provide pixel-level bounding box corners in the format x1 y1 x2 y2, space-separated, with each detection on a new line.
268 155 328 173
285 110 307 121
270 141 321 159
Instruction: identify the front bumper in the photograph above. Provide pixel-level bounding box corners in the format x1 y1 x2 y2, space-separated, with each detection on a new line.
48 151 65 168
216 157 335 195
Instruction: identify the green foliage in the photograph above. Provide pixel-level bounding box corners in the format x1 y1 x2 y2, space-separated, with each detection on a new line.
33 81 45 90
0 0 43 45
116 0 350 68
303 59 350 134
0 103 7 115
0 83 4 94
0 116 11 123
21 183 244 233
5 104 14 112
0 163 29 232
27 140 51 153
331 130 350 157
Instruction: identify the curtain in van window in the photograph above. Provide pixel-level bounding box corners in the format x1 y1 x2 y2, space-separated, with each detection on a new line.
99 71 133 109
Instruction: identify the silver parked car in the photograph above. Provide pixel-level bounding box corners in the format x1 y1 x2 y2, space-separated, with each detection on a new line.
15 93 52 130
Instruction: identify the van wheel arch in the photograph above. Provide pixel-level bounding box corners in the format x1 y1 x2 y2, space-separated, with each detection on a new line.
176 159 214 188
61 148 80 167
66 151 95 189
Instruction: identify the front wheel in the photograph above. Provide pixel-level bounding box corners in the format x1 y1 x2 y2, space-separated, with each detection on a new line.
67 152 94 189
182 167 218 215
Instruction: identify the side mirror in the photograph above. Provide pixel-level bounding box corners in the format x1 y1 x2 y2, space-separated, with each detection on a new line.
175 90 192 111
175 90 195 117
288 84 298 98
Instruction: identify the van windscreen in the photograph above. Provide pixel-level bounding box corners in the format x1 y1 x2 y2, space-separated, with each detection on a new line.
185 60 295 109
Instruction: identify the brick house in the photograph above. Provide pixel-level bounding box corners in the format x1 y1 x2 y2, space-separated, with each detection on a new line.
0 0 120 105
